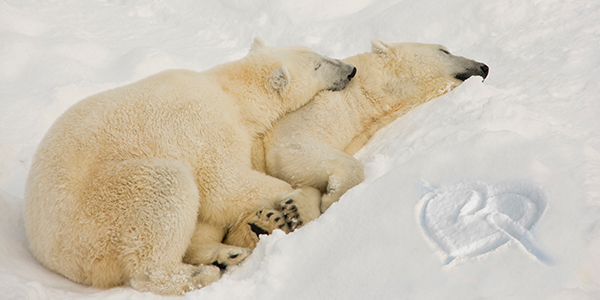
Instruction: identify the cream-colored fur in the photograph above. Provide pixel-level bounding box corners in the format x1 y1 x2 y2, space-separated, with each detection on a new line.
253 40 488 212
24 37 356 295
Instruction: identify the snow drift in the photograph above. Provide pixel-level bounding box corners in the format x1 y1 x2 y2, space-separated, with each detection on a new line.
1 0 600 299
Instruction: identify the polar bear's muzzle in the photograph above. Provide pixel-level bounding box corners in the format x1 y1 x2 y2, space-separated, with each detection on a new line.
454 61 489 82
322 59 357 92
329 65 357 91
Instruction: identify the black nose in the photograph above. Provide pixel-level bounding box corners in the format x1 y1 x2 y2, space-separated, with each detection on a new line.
348 67 357 80
480 64 489 79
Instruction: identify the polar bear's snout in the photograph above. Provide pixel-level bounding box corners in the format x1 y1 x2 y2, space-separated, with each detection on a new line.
331 64 357 91
479 64 489 79
454 61 489 82
348 66 357 80
320 58 357 92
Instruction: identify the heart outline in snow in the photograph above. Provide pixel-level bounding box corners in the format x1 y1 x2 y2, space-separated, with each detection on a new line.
417 180 552 265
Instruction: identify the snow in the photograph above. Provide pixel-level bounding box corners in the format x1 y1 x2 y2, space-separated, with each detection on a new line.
418 180 550 265
1 0 600 299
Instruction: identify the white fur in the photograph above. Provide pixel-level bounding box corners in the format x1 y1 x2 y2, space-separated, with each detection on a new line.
24 38 356 295
254 41 488 212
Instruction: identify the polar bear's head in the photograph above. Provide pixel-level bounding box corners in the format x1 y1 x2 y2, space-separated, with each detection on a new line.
248 37 356 111
366 40 488 106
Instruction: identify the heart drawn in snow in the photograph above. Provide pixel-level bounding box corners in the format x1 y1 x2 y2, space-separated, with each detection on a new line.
418 181 551 264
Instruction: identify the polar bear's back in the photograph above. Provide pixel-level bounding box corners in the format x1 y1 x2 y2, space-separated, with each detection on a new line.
24 69 246 281
38 70 245 169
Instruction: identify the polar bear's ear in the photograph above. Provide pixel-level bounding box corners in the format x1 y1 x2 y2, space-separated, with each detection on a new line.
250 37 267 52
269 65 290 93
371 39 391 56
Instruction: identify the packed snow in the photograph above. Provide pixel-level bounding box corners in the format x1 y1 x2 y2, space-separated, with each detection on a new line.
418 180 550 265
1 0 600 299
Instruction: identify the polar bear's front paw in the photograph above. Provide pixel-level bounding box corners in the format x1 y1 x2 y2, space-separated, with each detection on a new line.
277 186 322 231
250 208 290 235
224 208 290 249
279 198 302 230
212 246 252 269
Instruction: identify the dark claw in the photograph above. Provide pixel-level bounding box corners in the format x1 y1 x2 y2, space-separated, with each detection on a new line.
266 212 274 219
249 223 269 236
212 260 227 270
274 217 281 222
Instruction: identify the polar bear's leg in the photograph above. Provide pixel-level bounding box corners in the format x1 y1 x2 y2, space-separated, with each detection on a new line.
319 153 365 212
184 222 252 267
267 140 365 213
223 186 320 247
221 170 322 247
89 158 220 295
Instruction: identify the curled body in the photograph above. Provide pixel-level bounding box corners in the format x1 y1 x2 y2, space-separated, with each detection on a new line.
24 38 356 295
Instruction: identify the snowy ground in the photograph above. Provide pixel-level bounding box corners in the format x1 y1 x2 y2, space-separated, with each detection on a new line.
2 0 600 299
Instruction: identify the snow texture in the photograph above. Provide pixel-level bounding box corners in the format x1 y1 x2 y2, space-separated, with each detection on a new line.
1 0 600 299
418 180 550 265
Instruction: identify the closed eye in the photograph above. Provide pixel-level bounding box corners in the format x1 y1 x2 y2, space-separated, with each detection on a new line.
314 62 321 70
440 48 450 55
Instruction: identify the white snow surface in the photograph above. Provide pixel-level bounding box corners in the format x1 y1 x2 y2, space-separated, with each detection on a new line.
1 0 600 299
418 180 550 265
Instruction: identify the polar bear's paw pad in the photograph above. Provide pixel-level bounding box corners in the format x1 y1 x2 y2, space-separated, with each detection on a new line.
276 186 322 230
223 209 290 248
280 198 303 230
250 208 290 235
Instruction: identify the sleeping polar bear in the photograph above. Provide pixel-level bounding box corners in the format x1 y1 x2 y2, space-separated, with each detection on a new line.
24 37 356 295
253 40 488 214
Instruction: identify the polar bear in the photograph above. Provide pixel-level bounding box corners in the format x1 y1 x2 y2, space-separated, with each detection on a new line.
253 40 488 213
24 37 356 295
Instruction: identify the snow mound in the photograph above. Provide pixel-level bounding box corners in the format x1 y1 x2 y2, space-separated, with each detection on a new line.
2 0 600 299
